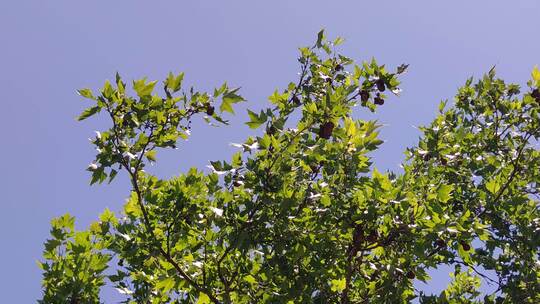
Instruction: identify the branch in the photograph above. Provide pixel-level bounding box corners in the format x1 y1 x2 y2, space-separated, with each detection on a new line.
106 107 220 304
452 259 500 287
477 132 533 219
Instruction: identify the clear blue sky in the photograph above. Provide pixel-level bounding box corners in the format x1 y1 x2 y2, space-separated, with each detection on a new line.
1 1 538 302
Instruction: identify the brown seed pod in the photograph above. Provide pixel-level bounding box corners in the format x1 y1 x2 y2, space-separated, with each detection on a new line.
292 95 301 105
374 95 384 105
531 89 540 99
406 271 416 279
360 90 370 102
233 180 243 187
206 105 215 116
435 239 446 247
319 121 335 139
376 79 386 92
460 241 471 251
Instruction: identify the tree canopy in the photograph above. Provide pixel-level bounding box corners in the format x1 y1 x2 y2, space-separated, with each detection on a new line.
39 31 540 303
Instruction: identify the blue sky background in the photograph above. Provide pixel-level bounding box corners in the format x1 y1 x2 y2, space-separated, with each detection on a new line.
1 1 538 302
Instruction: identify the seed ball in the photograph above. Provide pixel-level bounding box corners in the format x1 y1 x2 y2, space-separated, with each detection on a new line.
435 239 446 247
374 96 384 105
319 121 335 139
376 79 386 92
531 89 540 99
206 105 215 116
531 89 540 103
233 180 243 187
406 271 416 279
360 90 370 102
460 241 471 251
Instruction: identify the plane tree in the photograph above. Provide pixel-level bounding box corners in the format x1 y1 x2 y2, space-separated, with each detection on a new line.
39 31 540 303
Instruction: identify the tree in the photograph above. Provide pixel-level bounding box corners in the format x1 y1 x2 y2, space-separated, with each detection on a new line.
39 31 540 303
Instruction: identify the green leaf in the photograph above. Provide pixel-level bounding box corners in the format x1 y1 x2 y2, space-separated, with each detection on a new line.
220 99 234 114
457 243 472 264
213 82 227 97
124 194 141 217
156 277 175 292
145 150 157 162
77 88 95 99
397 63 409 74
165 72 184 93
115 72 122 86
99 208 116 223
330 278 346 292
196 292 211 304
532 65 540 86
133 78 157 97
437 184 454 203
305 102 318 113
316 29 325 48
220 88 244 114
268 90 289 106
485 178 500 195
101 80 114 99
333 36 344 46
245 110 267 129
107 169 118 184
90 167 107 185
77 106 100 121
244 275 257 285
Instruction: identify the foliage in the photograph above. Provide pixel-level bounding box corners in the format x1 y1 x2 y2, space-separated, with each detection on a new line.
39 214 111 303
39 31 540 303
